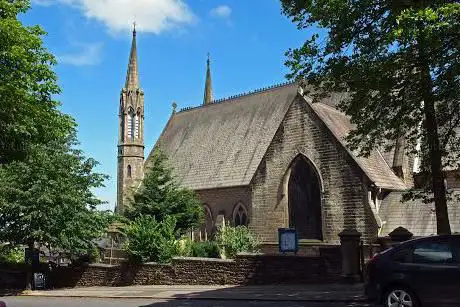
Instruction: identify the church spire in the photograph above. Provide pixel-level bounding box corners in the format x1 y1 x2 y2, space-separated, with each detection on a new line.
203 53 213 105
125 24 139 89
117 22 144 215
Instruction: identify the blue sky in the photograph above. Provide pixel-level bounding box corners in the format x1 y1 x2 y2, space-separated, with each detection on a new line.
22 0 309 211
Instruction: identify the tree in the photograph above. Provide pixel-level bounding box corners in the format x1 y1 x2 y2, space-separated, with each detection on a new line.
123 215 178 263
125 148 204 234
0 0 74 163
281 0 460 234
0 134 112 259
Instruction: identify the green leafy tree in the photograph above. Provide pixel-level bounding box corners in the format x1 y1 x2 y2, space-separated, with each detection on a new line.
123 215 177 263
125 148 204 234
0 0 75 163
0 135 112 259
281 0 460 234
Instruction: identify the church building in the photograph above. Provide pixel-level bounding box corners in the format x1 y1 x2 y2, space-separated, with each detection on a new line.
117 29 460 246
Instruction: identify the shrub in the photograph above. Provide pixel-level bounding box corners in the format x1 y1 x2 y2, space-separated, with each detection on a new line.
191 241 220 258
0 245 24 264
123 215 177 263
176 237 220 258
217 225 260 259
176 236 193 257
72 244 102 265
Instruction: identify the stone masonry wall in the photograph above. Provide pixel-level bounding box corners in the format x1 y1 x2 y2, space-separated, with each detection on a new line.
49 252 341 288
250 97 378 244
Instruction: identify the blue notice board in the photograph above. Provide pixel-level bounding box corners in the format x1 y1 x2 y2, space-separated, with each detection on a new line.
278 228 298 253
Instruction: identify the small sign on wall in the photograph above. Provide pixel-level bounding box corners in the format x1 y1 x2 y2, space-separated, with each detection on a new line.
278 228 298 254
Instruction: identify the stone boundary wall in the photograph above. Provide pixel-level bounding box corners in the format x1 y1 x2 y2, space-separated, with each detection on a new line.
0 249 342 289
50 251 341 288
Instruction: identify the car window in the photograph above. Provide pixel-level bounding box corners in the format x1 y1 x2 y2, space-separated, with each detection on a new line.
391 247 412 263
412 241 454 264
452 237 460 263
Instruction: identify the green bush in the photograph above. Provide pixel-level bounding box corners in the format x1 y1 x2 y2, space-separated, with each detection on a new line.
0 245 24 263
192 241 220 258
176 237 220 258
217 225 260 259
123 215 177 263
176 236 193 257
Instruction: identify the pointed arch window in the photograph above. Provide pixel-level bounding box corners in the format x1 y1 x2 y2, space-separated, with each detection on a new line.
120 101 125 142
127 165 132 178
200 205 213 241
233 203 248 227
135 112 140 139
288 154 323 240
127 108 135 140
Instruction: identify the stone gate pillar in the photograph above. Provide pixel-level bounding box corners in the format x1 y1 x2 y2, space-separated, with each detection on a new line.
339 228 362 282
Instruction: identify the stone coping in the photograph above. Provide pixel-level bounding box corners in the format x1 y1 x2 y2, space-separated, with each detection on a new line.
261 242 341 247
82 252 332 270
86 257 235 268
172 257 234 263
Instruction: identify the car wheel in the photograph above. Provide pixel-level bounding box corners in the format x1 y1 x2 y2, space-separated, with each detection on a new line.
383 286 419 307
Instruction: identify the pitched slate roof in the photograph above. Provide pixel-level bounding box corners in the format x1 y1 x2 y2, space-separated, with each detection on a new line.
311 103 407 190
379 190 460 236
148 83 406 191
150 82 299 190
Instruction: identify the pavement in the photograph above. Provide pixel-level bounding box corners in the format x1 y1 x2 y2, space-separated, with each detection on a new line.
0 297 377 307
17 284 367 303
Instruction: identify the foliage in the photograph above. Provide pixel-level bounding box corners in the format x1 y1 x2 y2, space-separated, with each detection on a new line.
123 215 178 263
73 244 101 264
0 0 75 163
0 245 24 264
176 237 221 258
176 236 193 257
191 241 220 258
125 148 204 234
281 0 460 234
217 225 259 259
0 134 113 258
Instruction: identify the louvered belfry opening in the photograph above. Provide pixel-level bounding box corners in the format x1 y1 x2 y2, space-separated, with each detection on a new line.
288 155 323 240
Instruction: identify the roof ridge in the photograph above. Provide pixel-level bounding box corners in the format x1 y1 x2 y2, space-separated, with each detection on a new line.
178 80 296 113
314 101 344 115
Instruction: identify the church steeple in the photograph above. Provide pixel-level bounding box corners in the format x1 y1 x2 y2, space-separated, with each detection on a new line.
116 23 144 215
125 25 139 89
203 53 213 105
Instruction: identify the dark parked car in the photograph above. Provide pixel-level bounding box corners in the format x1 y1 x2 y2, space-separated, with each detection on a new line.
365 235 460 306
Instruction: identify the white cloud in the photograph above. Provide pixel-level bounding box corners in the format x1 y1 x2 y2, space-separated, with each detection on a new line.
33 0 196 34
58 42 104 66
31 0 54 6
209 5 231 19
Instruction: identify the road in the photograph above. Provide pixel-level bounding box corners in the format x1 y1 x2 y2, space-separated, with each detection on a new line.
0 297 377 307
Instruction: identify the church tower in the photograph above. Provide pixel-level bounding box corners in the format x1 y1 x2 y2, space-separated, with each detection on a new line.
116 27 144 214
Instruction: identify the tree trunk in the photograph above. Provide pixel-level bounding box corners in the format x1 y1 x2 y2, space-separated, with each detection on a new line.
25 241 34 290
417 33 451 235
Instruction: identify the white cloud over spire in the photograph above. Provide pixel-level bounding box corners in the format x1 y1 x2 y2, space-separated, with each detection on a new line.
33 0 196 34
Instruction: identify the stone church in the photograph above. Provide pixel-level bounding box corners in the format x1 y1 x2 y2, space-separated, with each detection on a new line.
117 30 459 246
